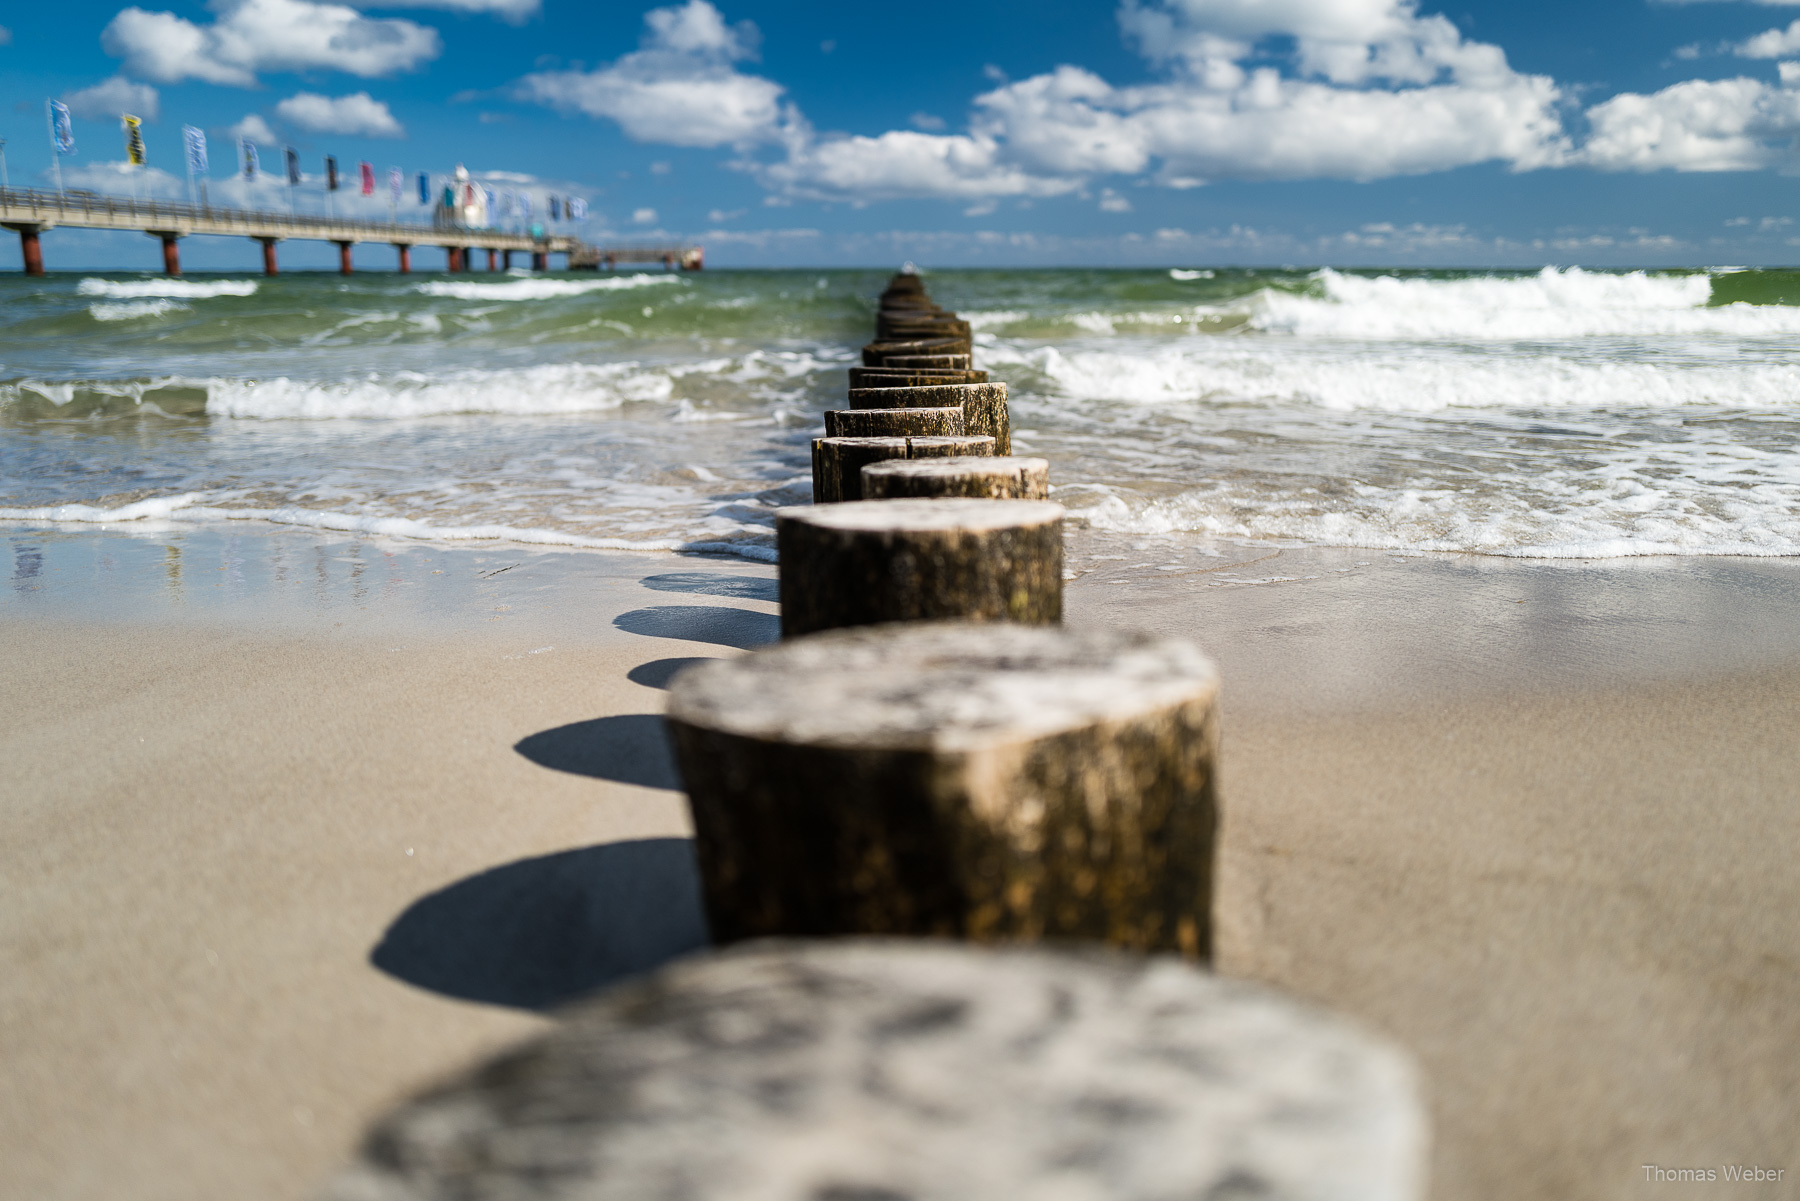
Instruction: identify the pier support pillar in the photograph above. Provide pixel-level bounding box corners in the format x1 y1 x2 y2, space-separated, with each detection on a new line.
257 238 279 277
531 249 547 271
501 249 511 271
446 246 464 273
8 225 45 276
487 248 498 272
395 244 410 274
154 233 181 277
337 241 354 275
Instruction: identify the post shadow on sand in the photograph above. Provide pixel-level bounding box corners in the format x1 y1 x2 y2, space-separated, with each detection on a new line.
640 572 780 602
515 713 681 790
628 657 717 690
613 604 779 650
370 838 711 1011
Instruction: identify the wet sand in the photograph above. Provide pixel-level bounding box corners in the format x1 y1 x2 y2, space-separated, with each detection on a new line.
3 528 1798 1200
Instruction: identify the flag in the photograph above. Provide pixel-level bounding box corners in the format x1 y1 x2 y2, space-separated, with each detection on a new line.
417 171 429 204
123 115 146 166
325 156 338 191
388 167 402 201
519 192 531 219
49 100 74 155
549 195 560 221
182 125 207 176
285 147 301 185
240 139 258 180
569 197 587 221
359 161 374 196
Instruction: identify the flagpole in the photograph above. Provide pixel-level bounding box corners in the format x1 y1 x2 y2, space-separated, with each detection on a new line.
46 101 65 196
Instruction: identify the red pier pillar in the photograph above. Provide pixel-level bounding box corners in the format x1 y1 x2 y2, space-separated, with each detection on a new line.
395 244 410 274
487 248 498 272
531 249 547 271
337 241 354 275
12 226 45 276
159 234 181 277
445 246 464 272
257 238 279 276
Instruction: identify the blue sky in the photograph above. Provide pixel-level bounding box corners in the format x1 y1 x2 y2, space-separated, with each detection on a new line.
9 0 1800 268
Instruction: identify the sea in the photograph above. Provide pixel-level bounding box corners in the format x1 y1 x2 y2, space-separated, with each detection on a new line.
5 265 1800 572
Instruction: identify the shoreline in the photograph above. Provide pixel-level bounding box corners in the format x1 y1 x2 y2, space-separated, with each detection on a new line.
5 526 1799 1199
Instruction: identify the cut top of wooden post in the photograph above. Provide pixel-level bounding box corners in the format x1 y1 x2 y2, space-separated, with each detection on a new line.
324 941 1427 1201
670 620 1212 754
862 455 1049 500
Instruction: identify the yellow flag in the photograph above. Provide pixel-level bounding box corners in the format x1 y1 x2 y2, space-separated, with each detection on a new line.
122 115 146 166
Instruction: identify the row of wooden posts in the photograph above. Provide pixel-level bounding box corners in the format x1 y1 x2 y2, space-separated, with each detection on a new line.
328 272 1426 1201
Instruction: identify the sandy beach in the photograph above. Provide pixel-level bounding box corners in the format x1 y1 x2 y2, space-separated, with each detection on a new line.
4 526 1799 1200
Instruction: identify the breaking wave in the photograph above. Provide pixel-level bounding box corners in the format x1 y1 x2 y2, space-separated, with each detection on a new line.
77 278 258 299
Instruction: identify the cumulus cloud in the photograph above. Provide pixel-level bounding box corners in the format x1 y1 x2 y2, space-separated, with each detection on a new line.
1736 19 1800 56
1579 71 1800 171
515 0 787 146
343 0 537 21
102 0 440 87
758 0 1566 199
63 76 161 121
228 114 279 143
274 91 405 137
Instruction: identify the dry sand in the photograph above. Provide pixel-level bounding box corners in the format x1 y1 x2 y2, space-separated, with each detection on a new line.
3 528 1798 1200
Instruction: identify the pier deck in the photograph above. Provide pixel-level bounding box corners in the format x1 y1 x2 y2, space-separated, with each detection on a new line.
0 186 701 275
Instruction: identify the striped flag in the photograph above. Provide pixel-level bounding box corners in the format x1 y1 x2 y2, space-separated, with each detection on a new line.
123 115 146 166
359 160 374 196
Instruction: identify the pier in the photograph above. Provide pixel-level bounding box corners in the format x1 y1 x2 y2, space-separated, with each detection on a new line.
0 185 703 276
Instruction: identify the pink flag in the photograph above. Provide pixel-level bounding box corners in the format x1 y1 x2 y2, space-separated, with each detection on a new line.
359 161 375 196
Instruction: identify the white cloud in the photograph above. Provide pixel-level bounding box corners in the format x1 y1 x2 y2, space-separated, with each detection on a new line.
55 160 187 198
909 111 946 131
102 0 440 87
63 76 161 121
1737 20 1800 56
758 0 1565 199
1098 188 1132 212
343 0 537 22
633 207 658 222
275 91 405 137
516 0 787 146
228 114 278 143
762 130 1085 201
1579 74 1800 170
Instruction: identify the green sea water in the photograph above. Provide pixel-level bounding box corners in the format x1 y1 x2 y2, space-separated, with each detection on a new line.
4 264 1800 561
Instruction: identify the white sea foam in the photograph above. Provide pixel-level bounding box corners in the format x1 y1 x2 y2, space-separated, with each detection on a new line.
1072 481 1800 559
207 362 675 419
89 299 188 322
414 274 681 301
1245 267 1800 341
990 341 1800 412
0 493 781 559
77 278 258 299
1170 269 1215 281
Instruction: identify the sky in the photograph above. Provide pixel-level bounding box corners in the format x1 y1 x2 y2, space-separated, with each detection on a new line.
8 0 1800 268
